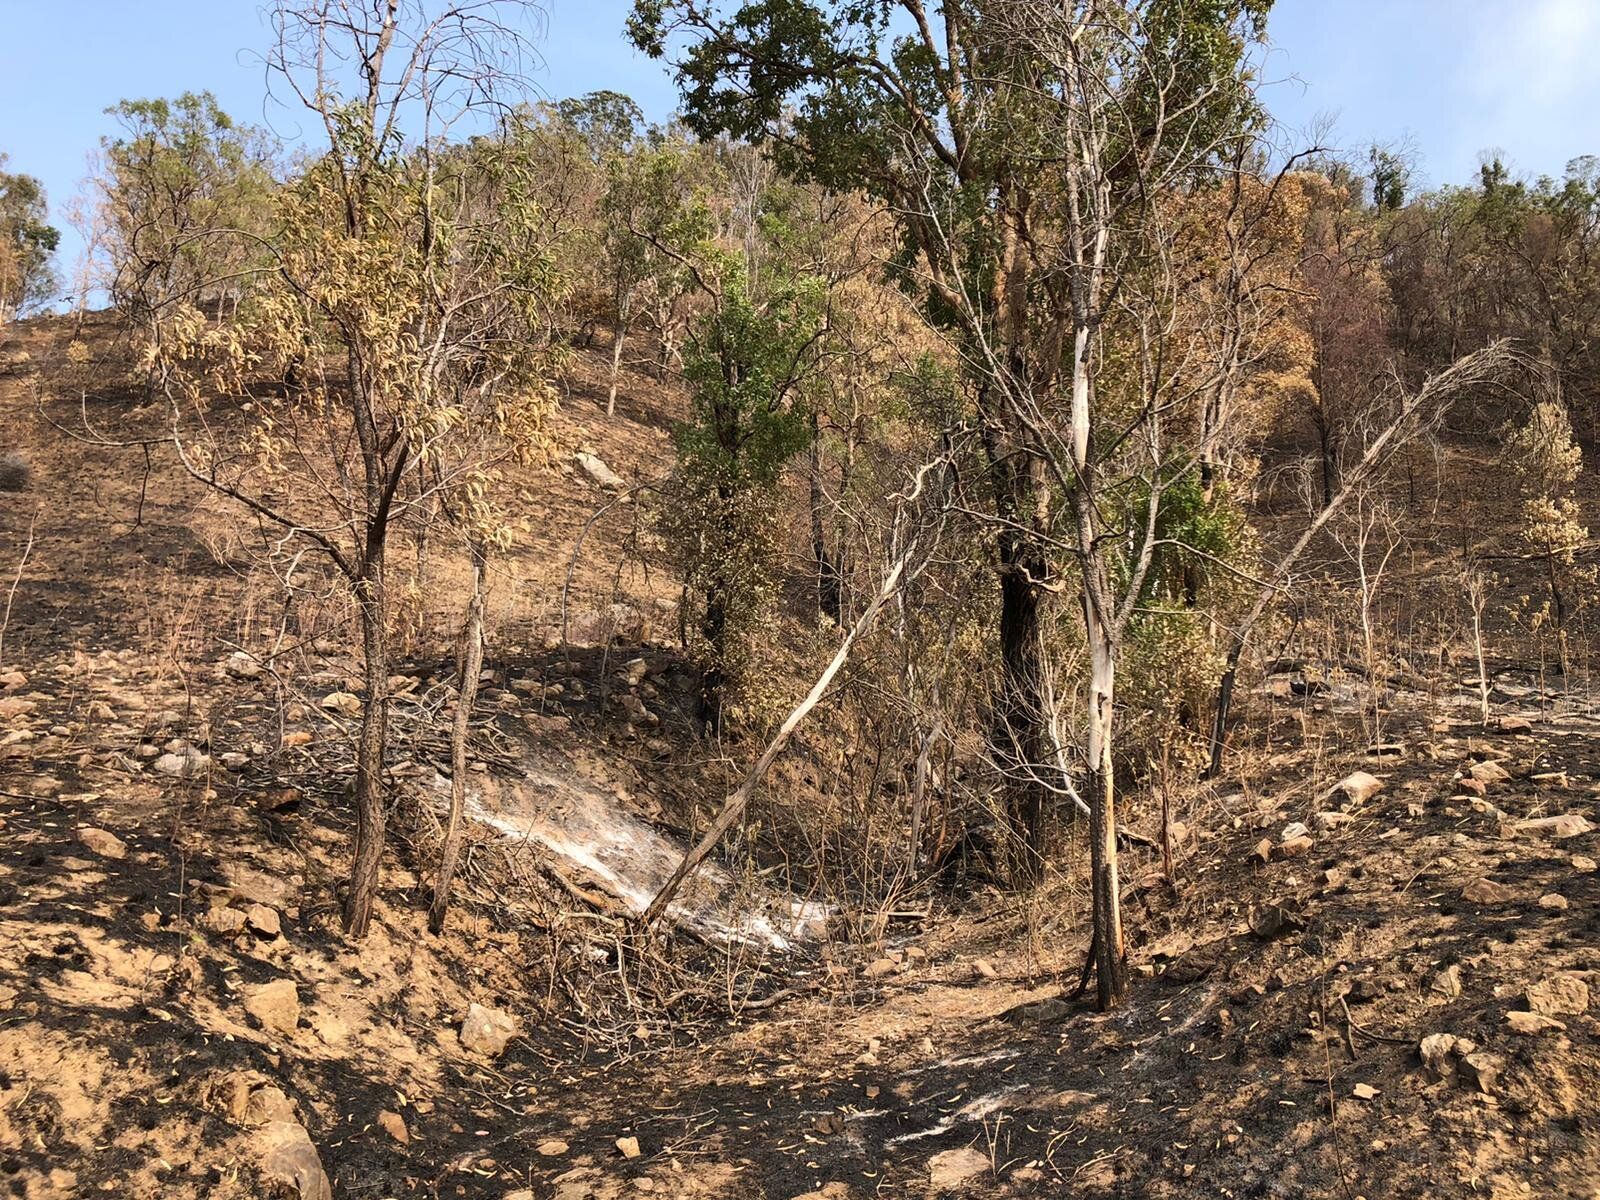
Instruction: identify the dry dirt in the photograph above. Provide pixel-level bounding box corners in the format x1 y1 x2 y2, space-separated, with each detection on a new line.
2 316 1599 1200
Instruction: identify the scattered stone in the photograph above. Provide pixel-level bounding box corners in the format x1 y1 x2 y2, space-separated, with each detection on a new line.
1461 1051 1502 1095
245 1086 297 1127
281 731 314 748
973 958 997 980
78 826 127 860
1248 903 1303 940
1526 974 1589 1017
256 1121 332 1200
621 658 649 688
1313 811 1354 831
537 1139 570 1157
1278 834 1315 859
1515 814 1595 839
246 903 283 938
1351 1082 1380 1101
0 696 37 720
376 1110 410 1145
864 957 897 978
225 652 265 680
1494 715 1534 733
575 451 628 492
1469 759 1512 785
1281 821 1310 841
1539 893 1569 910
1456 776 1487 798
1460 878 1516 904
1419 1033 1475 1077
1506 1010 1566 1035
926 1147 989 1191
615 1135 641 1159
1430 965 1462 999
204 907 248 935
320 691 362 716
245 978 300 1034
220 751 250 771
1328 771 1384 808
1572 854 1597 873
154 748 211 777
459 1002 517 1056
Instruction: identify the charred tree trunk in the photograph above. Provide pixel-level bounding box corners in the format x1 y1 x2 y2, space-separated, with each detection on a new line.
996 547 1048 885
344 546 390 938
1085 630 1126 1009
429 540 487 933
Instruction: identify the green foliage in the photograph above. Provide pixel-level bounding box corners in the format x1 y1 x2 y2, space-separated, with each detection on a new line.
0 155 59 321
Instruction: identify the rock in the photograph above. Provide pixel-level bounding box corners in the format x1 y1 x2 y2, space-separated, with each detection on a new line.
205 906 248 935
1351 1082 1380 1100
926 1146 989 1191
246 903 283 938
621 658 649 688
245 1086 297 1127
1494 715 1534 733
320 691 362 716
1327 771 1384 808
1468 759 1511 785
1514 814 1595 839
615 1135 641 1159
1539 893 1569 910
1313 811 1354 831
1506 1010 1566 1035
282 731 314 748
226 652 265 680
575 451 627 492
78 826 127 860
1280 821 1310 841
536 1139 569 1156
0 696 36 720
973 958 997 980
1278 834 1314 859
220 751 250 771
459 1002 517 1056
1429 965 1462 999
256 1121 332 1200
1456 776 1487 798
864 958 897 978
1248 903 1303 939
245 979 300 1034
376 1109 410 1145
1526 974 1589 1017
0 668 26 689
1461 878 1516 904
1419 1033 1475 1077
154 748 211 777
1572 854 1597 873
1460 1052 1503 1095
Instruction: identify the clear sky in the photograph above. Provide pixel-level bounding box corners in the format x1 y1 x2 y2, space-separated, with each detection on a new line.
2 0 1598 300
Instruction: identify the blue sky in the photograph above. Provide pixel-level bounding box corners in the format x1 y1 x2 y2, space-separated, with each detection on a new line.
2 0 1598 298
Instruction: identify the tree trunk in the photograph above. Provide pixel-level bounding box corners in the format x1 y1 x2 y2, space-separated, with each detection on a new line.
429 542 487 933
1085 631 1126 1009
344 555 390 938
606 320 626 417
997 544 1048 885
809 417 842 622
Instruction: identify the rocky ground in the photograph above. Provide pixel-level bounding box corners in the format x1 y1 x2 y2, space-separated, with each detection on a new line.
3 318 1600 1200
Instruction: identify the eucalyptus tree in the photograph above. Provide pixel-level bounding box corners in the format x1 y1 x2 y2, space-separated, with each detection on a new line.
144 0 560 938
631 0 1273 1005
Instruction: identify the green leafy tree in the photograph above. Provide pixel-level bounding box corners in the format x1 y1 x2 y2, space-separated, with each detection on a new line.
0 155 59 324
